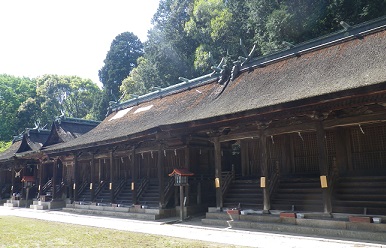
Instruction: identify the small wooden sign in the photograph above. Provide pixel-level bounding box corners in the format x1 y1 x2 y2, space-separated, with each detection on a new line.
260 177 266 188
215 177 220 188
320 175 328 188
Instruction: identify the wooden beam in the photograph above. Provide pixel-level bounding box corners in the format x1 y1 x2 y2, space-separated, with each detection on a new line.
218 131 260 142
324 112 386 129
265 122 317 136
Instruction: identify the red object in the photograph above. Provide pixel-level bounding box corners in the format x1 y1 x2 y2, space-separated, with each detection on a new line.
168 168 194 177
21 176 35 182
227 209 240 215
280 212 296 218
349 216 372 223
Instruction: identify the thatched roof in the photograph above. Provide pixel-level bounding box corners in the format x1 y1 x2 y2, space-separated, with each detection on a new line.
43 116 100 147
0 128 50 165
44 17 386 154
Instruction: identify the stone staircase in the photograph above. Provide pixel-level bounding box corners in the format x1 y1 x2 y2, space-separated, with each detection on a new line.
271 177 323 212
333 176 386 215
223 179 263 210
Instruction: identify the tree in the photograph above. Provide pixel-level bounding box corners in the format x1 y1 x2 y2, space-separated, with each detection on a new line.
99 32 143 102
31 75 102 126
0 74 36 141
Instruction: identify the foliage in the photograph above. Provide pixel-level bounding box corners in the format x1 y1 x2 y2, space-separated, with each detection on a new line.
32 75 101 126
98 32 143 102
0 74 36 140
0 140 12 152
120 0 197 100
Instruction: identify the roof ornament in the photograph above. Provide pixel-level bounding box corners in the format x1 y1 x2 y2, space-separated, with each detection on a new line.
282 41 295 49
230 39 256 81
239 39 256 66
340 21 351 31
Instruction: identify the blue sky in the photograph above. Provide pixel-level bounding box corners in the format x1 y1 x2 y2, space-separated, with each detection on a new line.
0 0 160 87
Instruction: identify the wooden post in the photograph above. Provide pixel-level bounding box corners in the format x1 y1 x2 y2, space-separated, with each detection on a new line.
109 150 114 203
73 155 78 202
260 131 270 213
52 158 57 199
131 148 137 204
180 185 184 221
39 160 43 197
197 182 201 205
213 137 223 209
184 146 190 206
240 140 248 176
158 145 165 208
11 163 15 196
316 121 332 214
90 154 95 202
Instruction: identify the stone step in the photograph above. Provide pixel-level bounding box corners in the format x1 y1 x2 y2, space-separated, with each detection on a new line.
62 207 160 220
201 217 386 242
202 219 386 242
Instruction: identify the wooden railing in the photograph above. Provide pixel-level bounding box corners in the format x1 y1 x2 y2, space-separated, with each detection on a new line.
163 177 175 207
268 161 280 197
42 179 52 193
136 177 149 202
327 157 339 195
221 171 233 197
1 184 10 196
114 179 127 199
55 182 66 197
95 181 106 197
77 181 88 196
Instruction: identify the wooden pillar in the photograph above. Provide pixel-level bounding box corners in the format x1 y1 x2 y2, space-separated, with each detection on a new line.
11 163 15 196
213 137 223 209
73 155 78 201
52 158 57 199
316 121 332 214
260 131 270 213
158 145 165 208
184 146 190 206
130 148 137 204
240 140 248 176
38 161 43 197
180 185 185 221
90 154 95 202
109 150 114 203
197 182 202 205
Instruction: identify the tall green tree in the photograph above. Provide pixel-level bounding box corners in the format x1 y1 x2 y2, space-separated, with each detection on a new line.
0 74 36 141
17 75 102 130
99 32 143 102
